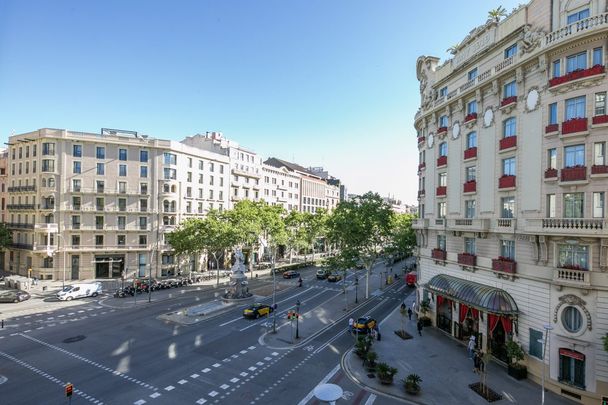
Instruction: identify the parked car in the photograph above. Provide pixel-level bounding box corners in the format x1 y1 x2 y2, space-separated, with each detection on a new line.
405 271 417 287
56 283 102 301
327 273 342 282
243 303 273 319
316 269 330 280
0 290 31 303
354 316 377 333
283 270 300 279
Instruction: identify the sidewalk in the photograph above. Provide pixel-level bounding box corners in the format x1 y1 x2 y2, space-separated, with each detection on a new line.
342 295 577 405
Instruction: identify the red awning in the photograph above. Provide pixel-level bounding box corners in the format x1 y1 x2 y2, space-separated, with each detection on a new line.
559 348 585 361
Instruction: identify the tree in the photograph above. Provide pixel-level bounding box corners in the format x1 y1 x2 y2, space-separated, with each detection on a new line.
201 210 239 286
446 43 460 55
258 203 287 263
0 223 13 250
327 192 394 299
284 210 307 264
488 6 507 22
165 218 205 274
326 249 358 308
227 200 265 270
386 214 417 260
301 209 328 263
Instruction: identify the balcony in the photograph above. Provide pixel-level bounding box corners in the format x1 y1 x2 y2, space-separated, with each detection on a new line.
34 223 58 232
448 218 489 232
464 147 477 160
412 218 428 230
437 155 447 167
436 186 447 197
553 267 590 287
7 204 36 211
494 218 516 229
560 166 586 182
498 175 516 189
525 218 606 236
592 115 608 126
499 136 517 151
591 165 608 175
549 65 605 88
500 96 517 108
546 11 608 46
457 253 476 267
544 168 558 179
10 243 34 250
463 180 476 193
492 258 517 274
418 162 426 171
417 189 425 198
417 136 425 144
561 118 588 135
545 123 559 134
437 126 448 135
431 249 446 261
6 222 35 229
464 113 477 124
7 185 37 193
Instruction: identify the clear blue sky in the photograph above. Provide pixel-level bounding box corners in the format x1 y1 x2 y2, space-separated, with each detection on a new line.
0 0 521 204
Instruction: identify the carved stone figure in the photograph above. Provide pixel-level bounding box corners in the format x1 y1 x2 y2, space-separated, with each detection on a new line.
521 24 545 54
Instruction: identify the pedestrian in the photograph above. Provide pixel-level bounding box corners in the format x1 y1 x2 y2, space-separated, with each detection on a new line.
417 319 423 336
371 328 377 340
407 307 413 320
348 318 354 334
467 335 476 359
400 302 406 311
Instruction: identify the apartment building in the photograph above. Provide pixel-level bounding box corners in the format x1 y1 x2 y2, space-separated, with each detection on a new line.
261 163 300 211
6 128 230 281
0 148 8 272
308 167 342 210
412 2 607 403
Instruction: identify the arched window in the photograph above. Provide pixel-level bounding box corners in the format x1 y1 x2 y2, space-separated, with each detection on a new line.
163 216 169 225
41 178 47 187
48 178 55 188
171 185 176 193
163 184 170 193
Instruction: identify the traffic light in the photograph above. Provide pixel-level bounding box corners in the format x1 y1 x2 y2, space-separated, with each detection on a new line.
65 383 73 397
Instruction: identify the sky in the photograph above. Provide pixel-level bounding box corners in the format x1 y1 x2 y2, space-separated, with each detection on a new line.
0 0 522 204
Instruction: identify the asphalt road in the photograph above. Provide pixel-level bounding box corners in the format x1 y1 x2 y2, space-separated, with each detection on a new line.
0 261 412 405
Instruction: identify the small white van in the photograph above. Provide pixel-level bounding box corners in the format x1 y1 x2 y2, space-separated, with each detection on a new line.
57 283 102 301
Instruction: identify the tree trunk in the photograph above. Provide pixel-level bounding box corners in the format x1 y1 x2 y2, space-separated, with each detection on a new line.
365 265 371 299
311 245 315 264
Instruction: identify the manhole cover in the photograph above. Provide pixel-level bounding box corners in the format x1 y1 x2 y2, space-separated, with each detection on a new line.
0 375 7 385
63 335 86 343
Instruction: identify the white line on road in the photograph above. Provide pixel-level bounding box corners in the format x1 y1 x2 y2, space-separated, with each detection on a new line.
296 363 341 405
364 393 377 405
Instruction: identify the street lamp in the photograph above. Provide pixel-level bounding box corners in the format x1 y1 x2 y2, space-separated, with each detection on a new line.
539 323 554 405
295 299 301 339
47 233 67 289
355 276 359 303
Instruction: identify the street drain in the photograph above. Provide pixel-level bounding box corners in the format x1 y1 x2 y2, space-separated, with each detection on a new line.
63 335 86 343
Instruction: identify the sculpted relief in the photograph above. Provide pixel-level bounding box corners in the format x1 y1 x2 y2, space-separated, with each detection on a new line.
417 56 439 110
521 24 545 55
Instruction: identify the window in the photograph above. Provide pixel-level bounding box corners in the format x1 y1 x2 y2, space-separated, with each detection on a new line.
119 164 127 177
564 193 584 218
438 142 447 157
467 100 477 115
138 254 147 277
96 163 105 175
96 197 105 211
549 103 558 124
548 148 557 169
465 166 476 182
96 180 104 193
593 192 604 218
562 306 583 333
594 142 605 165
164 168 176 180
464 238 476 255
565 96 586 119
500 240 515 260
72 179 81 192
71 215 81 229
503 81 516 98
566 51 587 73
118 198 127 212
198 160 204 170
140 150 148 162
439 87 447 97
436 234 446 251
504 43 517 59
95 216 104 230
466 131 477 149
72 196 81 210
96 146 105 159
42 142 55 156
118 182 126 194
528 329 543 359
209 162 214 172
468 68 478 81
140 166 148 178
117 235 126 246
593 47 603 66
564 144 585 167
118 216 126 230
219 164 224 174
139 217 147 230
73 161 81 174
501 196 515 218
595 92 606 116
547 194 556 218
567 8 589 24
439 115 448 127
140 183 148 194
95 235 104 247
559 349 585 389
72 235 80 247
139 235 147 246
188 157 192 168
41 159 54 172
164 152 177 165
503 117 516 137
438 172 447 187
119 149 127 161
198 174 204 184
437 202 446 218
552 60 561 78
73 145 82 157
187 172 192 182
465 200 476 218
503 157 515 176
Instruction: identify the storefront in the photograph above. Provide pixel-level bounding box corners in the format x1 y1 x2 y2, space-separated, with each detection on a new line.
425 274 518 361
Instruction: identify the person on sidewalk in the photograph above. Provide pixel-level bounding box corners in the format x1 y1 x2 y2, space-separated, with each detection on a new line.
473 350 482 373
407 307 413 320
417 319 423 336
348 318 354 334
467 335 476 359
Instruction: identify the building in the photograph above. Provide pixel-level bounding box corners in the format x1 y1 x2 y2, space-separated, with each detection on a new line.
412 2 607 403
0 148 8 273
261 163 300 211
6 128 230 281
309 166 344 209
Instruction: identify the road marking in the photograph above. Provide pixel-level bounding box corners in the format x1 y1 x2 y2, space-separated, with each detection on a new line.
164 386 175 391
240 350 247 354
263 357 272 361
220 384 229 390
178 379 188 384
364 393 377 405
271 352 279 356
202 368 211 373
134 400 146 405
208 391 218 397
196 399 207 404
240 372 248 377
248 345 255 350
296 363 341 405
256 361 264 366
248 366 257 371
190 373 200 378
230 378 239 383
212 363 221 368
149 393 161 399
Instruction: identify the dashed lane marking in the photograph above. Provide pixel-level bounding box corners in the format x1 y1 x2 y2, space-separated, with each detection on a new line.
164 386 175 391
220 384 229 390
134 400 146 405
149 393 161 399
178 379 188 385
209 391 219 397
202 368 211 373
196 399 207 404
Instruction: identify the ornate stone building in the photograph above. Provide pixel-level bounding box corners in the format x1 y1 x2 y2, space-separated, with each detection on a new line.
413 1 608 403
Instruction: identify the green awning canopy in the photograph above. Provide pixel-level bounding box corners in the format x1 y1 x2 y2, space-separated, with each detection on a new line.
425 274 518 315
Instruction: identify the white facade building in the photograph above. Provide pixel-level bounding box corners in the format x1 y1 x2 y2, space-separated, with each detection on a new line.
261 163 300 211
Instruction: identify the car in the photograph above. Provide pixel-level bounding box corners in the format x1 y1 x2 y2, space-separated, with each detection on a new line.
0 290 31 303
354 316 377 333
243 303 274 319
283 270 300 279
316 269 330 280
56 283 102 301
327 273 342 282
405 271 417 287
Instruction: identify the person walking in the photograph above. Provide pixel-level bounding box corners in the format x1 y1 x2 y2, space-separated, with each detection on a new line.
348 318 354 334
473 350 482 373
407 307 413 320
417 319 423 336
467 335 476 359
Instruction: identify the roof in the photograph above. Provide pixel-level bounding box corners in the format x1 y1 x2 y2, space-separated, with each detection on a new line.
425 274 518 315
264 157 322 179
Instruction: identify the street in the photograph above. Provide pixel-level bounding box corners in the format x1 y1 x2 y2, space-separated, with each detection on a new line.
0 262 410 405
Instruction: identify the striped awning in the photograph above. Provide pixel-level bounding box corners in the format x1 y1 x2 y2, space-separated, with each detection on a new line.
425 274 518 315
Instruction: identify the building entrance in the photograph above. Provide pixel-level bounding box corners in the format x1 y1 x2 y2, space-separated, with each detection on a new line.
94 255 124 278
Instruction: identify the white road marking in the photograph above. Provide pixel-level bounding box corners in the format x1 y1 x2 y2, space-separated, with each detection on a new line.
134 400 146 405
149 392 161 399
202 368 211 373
296 364 341 405
364 393 377 405
212 363 221 368
220 384 229 390
208 391 218 397
230 378 239 383
178 379 188 385
240 372 248 377
248 366 257 371
164 386 175 391
248 346 256 350
196 399 207 404
190 374 200 378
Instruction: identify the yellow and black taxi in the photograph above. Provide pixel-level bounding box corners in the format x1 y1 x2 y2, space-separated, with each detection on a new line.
327 272 342 282
242 303 274 319
354 316 377 333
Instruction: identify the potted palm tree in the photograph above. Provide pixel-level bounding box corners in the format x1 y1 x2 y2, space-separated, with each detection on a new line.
365 351 378 372
355 335 372 359
404 374 422 395
376 362 398 385
506 340 527 380
488 6 507 22
419 299 432 326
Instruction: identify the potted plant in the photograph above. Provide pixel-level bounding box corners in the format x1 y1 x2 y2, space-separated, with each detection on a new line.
506 340 527 380
355 335 372 359
404 373 422 395
364 351 378 372
376 362 398 385
419 299 432 326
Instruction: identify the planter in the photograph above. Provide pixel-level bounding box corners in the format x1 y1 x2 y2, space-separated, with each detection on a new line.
492 259 517 274
545 123 559 133
437 155 447 167
500 96 517 107
593 115 608 125
561 166 586 182
562 118 588 134
431 249 446 261
549 65 605 87
544 168 558 178
463 181 476 193
418 162 426 171
464 113 477 123
464 147 477 160
499 136 517 150
499 175 516 189
417 136 425 144
405 383 421 395
436 186 447 197
437 126 448 135
592 165 608 174
458 253 476 266
507 364 528 380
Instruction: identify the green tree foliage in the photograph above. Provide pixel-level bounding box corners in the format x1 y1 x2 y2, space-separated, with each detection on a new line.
488 6 507 22
301 209 328 262
386 214 417 259
0 223 13 250
327 192 394 298
284 210 307 263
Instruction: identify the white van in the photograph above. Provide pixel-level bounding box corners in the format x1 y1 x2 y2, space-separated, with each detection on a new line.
57 283 102 301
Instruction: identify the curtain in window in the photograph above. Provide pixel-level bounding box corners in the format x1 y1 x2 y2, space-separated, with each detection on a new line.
459 304 469 323
500 317 512 335
488 314 500 334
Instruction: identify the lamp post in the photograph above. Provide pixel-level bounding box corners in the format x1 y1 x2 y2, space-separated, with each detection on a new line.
355 276 359 303
272 249 277 334
295 299 301 339
539 323 554 405
48 233 67 289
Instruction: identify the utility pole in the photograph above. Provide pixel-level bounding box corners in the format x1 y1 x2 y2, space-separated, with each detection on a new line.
295 300 301 339
272 248 277 333
355 276 359 303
